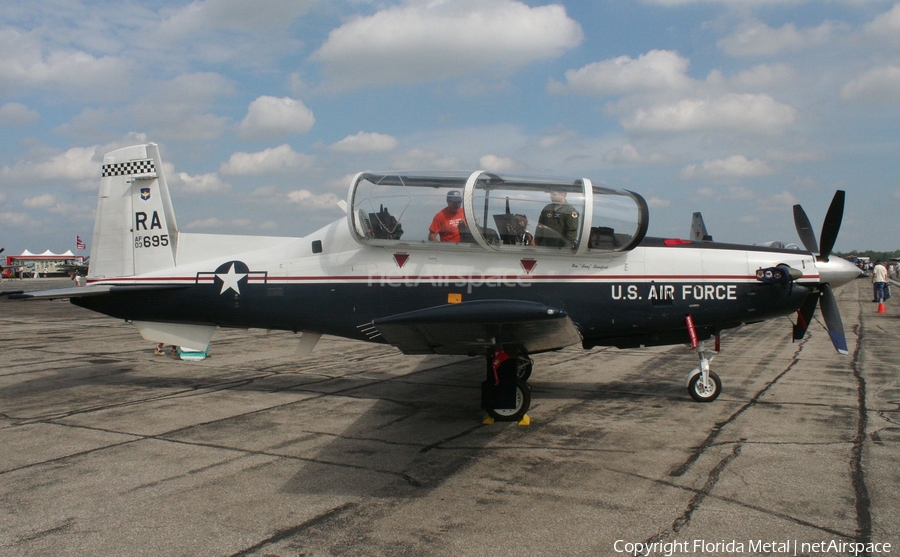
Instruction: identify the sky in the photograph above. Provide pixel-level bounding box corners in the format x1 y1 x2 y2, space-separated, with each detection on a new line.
1 0 899 257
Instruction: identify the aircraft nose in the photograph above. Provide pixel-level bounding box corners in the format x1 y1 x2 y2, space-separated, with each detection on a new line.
818 257 863 288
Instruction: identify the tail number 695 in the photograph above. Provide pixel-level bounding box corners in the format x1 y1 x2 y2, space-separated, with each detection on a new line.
135 234 169 248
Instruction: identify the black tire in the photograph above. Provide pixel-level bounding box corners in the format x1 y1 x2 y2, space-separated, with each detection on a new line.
486 379 532 422
515 355 533 381
688 371 721 402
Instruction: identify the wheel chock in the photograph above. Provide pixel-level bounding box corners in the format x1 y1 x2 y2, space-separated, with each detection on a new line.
517 414 531 426
482 415 495 425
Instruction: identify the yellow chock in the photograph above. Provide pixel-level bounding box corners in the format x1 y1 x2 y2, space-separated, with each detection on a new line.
482 416 495 425
517 414 531 426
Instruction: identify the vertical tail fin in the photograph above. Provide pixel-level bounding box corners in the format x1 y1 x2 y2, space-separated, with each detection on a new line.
690 212 712 242
88 143 179 279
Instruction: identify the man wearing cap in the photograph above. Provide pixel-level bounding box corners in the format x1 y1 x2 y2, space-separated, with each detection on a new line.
429 190 468 242
535 190 579 247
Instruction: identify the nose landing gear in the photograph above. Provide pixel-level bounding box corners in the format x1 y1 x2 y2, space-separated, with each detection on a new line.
685 341 722 402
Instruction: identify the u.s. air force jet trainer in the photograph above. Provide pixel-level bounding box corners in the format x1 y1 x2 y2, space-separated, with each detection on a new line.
7 143 861 422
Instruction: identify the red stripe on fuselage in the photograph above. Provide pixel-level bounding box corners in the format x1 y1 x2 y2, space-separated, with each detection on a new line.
87 273 820 285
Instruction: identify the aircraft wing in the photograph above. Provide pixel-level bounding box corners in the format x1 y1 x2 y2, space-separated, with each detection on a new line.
5 284 186 300
368 299 582 355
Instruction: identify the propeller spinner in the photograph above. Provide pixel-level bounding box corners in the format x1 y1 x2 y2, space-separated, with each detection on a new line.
792 191 857 354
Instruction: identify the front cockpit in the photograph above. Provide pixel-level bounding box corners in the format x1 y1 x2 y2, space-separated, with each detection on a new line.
348 171 649 254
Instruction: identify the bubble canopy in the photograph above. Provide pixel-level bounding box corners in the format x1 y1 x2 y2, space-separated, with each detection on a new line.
349 171 649 254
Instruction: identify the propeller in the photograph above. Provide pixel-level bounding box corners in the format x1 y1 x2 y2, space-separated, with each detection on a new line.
792 191 844 261
791 191 850 354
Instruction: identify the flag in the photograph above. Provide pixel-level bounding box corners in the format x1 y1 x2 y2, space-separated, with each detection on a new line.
76 235 86 250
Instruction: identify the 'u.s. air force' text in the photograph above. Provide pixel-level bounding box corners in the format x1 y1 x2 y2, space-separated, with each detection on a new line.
612 284 738 301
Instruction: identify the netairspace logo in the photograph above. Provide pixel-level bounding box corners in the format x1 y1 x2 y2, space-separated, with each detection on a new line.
613 539 892 556
369 273 532 294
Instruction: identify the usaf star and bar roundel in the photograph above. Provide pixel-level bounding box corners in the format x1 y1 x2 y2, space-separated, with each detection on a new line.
196 261 267 295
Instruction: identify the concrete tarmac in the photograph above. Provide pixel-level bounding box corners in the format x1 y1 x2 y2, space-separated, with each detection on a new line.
0 277 897 556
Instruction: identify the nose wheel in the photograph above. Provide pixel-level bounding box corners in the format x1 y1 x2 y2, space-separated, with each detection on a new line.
685 341 722 402
687 369 721 401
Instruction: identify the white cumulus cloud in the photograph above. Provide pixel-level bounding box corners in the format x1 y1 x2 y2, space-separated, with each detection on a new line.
840 66 900 104
0 210 39 228
239 96 315 140
864 3 900 44
170 172 231 195
310 0 583 90
726 63 796 90
159 0 315 34
22 193 86 215
604 144 664 164
2 146 101 182
718 21 841 57
287 189 341 210
23 193 58 209
680 155 773 180
479 154 518 172
0 103 40 126
0 29 131 100
548 50 692 97
622 93 796 135
220 145 316 175
330 131 398 153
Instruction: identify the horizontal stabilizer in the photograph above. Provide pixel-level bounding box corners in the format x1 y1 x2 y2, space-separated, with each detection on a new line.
370 299 582 355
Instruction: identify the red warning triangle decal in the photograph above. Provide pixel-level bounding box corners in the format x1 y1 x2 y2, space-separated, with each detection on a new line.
520 258 537 274
393 253 409 268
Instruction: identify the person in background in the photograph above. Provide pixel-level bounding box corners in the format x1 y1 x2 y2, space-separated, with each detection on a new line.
872 260 888 302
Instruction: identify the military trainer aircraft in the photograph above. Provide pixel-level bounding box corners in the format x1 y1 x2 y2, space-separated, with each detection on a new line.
5 143 861 422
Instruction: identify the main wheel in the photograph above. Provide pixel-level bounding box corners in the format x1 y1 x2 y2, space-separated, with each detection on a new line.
486 379 532 422
515 355 533 381
688 371 721 402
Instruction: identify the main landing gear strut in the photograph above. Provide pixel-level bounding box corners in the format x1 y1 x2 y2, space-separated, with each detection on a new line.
481 349 534 423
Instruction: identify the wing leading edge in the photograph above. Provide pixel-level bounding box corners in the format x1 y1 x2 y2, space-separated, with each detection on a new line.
369 299 582 355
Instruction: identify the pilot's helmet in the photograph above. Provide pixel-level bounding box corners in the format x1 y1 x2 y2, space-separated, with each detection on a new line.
446 190 463 203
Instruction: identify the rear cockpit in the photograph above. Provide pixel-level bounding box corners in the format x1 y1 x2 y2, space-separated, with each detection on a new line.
349 171 648 254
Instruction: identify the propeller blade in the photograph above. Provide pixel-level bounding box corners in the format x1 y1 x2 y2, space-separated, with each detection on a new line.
819 283 848 354
793 204 819 254
793 290 820 341
817 190 845 261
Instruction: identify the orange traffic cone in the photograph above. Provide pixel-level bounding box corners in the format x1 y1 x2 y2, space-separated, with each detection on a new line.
877 301 886 313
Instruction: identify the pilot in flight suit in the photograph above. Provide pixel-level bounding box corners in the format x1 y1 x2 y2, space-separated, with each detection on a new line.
535 190 579 247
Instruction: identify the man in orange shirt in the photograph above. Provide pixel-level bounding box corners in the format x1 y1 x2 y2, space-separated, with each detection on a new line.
428 190 467 242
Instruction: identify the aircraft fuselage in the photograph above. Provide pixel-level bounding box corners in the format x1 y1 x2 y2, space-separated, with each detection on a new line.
74 235 814 353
